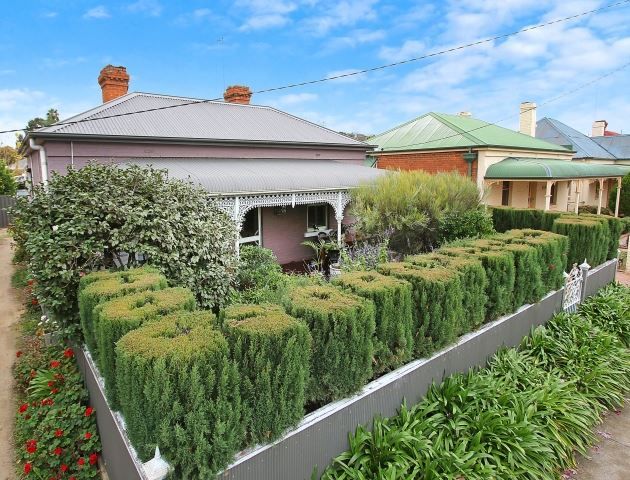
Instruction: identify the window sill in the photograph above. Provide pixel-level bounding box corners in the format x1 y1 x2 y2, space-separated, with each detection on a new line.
304 229 332 238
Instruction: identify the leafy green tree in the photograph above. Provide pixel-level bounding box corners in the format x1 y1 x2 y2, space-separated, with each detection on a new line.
0 145 20 168
16 108 60 149
10 163 237 324
608 172 630 216
351 171 487 254
0 160 17 195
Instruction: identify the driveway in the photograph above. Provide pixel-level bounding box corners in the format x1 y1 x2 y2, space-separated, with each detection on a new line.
0 229 19 480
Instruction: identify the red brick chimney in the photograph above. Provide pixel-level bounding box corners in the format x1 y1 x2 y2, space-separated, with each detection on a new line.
223 85 252 104
98 65 130 103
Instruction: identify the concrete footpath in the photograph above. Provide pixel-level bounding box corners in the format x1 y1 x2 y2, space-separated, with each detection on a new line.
0 230 19 480
569 399 630 480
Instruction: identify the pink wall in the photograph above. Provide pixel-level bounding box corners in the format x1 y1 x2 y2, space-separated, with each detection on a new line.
29 139 367 183
260 206 353 265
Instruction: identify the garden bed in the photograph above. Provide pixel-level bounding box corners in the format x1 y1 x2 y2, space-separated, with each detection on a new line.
79 259 617 480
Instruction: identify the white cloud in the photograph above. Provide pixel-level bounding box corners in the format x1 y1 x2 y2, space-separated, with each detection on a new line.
240 14 290 31
42 57 87 69
326 29 386 50
275 93 318 106
0 89 49 146
304 0 379 35
42 11 58 18
84 6 110 19
237 0 297 31
379 40 425 62
0 69 15 76
127 0 163 17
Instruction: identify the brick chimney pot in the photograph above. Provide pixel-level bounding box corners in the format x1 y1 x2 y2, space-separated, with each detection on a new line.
223 85 252 104
98 65 130 103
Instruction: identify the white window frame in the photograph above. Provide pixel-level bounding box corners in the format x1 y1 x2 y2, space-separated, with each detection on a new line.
306 203 329 232
239 207 262 245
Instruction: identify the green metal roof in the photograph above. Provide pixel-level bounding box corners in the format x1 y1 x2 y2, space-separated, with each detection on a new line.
485 158 629 180
370 112 571 153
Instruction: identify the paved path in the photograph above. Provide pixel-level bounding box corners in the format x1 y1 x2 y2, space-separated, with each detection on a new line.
569 400 630 480
0 230 19 480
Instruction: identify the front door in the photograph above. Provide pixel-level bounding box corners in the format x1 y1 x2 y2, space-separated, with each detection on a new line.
528 182 537 208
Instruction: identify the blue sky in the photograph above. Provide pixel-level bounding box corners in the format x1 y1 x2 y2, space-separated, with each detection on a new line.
1 0 629 146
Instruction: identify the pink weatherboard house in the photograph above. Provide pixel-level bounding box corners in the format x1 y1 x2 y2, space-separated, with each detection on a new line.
23 65 382 265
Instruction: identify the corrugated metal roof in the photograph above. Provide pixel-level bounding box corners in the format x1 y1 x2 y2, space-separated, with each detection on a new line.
120 158 385 194
33 92 368 147
593 135 630 161
370 112 570 153
536 118 616 160
485 157 629 180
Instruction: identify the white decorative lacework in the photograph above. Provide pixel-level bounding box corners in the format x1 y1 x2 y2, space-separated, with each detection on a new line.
211 191 351 225
562 261 590 313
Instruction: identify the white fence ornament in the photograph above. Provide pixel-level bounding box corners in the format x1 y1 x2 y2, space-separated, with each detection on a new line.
562 260 590 313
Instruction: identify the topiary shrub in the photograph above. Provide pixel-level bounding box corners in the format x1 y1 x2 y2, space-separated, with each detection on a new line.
377 262 462 355
540 211 564 231
491 207 544 233
95 287 196 408
78 267 167 354
333 271 414 373
551 215 609 267
407 253 487 333
579 214 623 260
285 285 375 404
437 208 495 244
115 311 242 478
221 303 311 444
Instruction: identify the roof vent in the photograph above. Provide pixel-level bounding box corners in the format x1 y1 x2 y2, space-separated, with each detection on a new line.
223 85 252 105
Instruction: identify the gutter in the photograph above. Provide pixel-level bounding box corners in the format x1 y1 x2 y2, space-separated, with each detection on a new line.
29 138 48 186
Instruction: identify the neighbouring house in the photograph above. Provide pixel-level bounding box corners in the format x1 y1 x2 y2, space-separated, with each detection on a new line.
22 65 383 266
370 103 628 215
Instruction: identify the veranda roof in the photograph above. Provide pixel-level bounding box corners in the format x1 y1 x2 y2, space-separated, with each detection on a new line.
485 157 629 180
122 158 385 195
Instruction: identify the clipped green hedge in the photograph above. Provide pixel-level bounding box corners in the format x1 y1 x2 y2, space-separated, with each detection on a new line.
407 253 487 333
95 287 196 407
551 215 609 267
286 285 375 404
439 245 515 320
115 311 242 478
580 213 623 259
333 271 414 373
378 262 463 356
222 303 311 443
491 207 544 232
78 267 167 354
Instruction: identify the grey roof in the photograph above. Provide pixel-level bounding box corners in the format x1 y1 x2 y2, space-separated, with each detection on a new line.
120 158 385 195
33 92 368 148
536 118 615 160
593 135 630 160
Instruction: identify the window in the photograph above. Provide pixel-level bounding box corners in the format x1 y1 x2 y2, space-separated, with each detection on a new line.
307 204 328 231
239 208 261 245
550 182 557 205
501 181 511 206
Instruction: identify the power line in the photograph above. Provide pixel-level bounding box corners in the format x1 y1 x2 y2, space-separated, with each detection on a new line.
0 0 628 136
378 61 630 151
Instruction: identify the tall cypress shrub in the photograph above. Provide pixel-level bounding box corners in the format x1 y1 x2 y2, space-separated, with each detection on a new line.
95 287 196 407
78 267 167 354
285 285 375 404
551 216 609 267
580 214 623 260
115 311 242 478
333 271 414 373
378 262 463 356
222 303 311 444
491 207 544 232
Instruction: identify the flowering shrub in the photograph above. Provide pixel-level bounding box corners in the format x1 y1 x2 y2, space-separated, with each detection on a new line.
14 345 100 479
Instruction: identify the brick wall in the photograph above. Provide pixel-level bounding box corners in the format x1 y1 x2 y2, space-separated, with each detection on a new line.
376 150 477 183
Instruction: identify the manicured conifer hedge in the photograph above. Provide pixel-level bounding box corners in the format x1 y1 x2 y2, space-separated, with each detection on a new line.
94 287 196 407
333 271 414 373
551 215 609 267
115 311 242 478
378 261 463 356
491 207 544 232
286 285 375 403
222 303 311 443
78 267 167 354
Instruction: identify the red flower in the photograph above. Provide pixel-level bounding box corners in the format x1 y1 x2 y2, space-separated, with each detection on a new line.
30 370 36 378
16 351 23 358
31 298 38 306
51 388 59 394
60 464 68 472
41 398 54 406
26 439 37 454
70 477 76 480
55 429 63 438
84 407 93 417
24 462 32 474
77 457 85 466
50 360 61 368
47 381 55 387
84 432 92 440
53 447 62 456
89 453 98 465
19 403 28 413
63 348 74 358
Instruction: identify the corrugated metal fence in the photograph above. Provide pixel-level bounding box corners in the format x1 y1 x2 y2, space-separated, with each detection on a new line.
0 195 16 228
